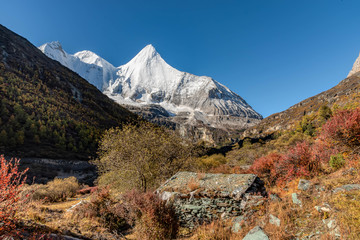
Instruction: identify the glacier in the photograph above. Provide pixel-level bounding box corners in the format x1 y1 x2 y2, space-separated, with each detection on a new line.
39 42 262 139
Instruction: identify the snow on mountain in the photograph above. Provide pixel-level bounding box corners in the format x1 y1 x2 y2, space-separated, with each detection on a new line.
39 41 116 90
39 42 262 131
348 51 360 77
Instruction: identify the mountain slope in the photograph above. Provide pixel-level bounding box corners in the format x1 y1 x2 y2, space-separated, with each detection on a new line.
39 42 262 142
243 71 360 138
0 24 138 159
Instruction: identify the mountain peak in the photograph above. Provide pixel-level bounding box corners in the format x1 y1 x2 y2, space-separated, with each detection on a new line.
39 41 63 51
75 50 102 64
39 41 67 59
348 51 360 77
130 44 159 62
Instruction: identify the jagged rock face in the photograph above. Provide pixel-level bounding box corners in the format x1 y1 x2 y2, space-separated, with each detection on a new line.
348 52 360 77
39 42 262 143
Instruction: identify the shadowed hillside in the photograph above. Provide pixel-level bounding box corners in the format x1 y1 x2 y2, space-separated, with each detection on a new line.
0 24 139 160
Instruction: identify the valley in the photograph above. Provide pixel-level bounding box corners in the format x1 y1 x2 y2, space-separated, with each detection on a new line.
1 10 360 239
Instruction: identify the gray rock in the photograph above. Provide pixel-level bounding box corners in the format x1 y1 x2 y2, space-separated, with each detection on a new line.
232 222 242 233
320 203 331 212
269 214 280 226
233 215 245 223
333 184 360 193
159 191 178 201
323 219 336 229
292 193 302 206
270 193 282 202
298 179 311 191
243 226 269 240
183 204 202 211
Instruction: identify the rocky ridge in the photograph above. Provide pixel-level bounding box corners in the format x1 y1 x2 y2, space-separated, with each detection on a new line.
243 72 360 138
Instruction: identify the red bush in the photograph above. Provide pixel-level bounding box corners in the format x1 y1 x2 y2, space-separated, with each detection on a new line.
279 141 318 184
311 139 339 164
249 152 285 186
321 107 360 151
121 190 179 240
250 141 328 186
0 155 28 234
73 187 130 233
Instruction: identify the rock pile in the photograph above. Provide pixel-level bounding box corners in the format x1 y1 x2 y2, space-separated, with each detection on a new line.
156 172 267 228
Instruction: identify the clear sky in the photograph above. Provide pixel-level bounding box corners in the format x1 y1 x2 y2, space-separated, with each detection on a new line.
1 0 360 117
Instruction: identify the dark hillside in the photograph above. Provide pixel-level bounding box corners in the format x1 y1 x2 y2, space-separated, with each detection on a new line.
0 24 138 159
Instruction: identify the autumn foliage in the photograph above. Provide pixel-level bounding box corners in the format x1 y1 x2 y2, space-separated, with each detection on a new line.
249 142 318 186
121 190 179 240
249 107 360 187
321 107 360 151
0 155 28 233
248 152 285 186
249 140 337 186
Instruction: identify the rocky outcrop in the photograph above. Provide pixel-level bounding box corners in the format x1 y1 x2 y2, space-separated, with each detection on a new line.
156 172 267 229
243 226 269 240
348 51 360 77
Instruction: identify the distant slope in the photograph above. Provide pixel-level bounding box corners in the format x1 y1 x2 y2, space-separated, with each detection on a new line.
243 72 360 138
0 24 138 160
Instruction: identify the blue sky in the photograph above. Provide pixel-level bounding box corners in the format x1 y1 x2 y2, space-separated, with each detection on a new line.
1 0 360 117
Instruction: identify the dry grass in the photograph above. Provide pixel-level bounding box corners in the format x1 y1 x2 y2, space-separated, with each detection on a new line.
23 177 80 202
330 190 360 239
187 177 200 191
17 196 119 239
187 220 240 240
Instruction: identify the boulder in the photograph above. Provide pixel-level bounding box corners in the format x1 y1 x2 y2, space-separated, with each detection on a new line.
298 179 311 191
292 193 302 206
333 184 360 193
243 226 269 240
231 215 245 233
269 214 280 226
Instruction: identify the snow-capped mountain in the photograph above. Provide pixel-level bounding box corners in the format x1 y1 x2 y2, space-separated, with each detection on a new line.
39 41 116 90
39 42 262 141
348 51 360 77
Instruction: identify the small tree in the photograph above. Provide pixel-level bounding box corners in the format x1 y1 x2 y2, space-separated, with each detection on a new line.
0 155 28 233
95 122 195 192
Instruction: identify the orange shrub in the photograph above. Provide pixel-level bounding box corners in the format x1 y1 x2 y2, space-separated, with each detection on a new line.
0 155 28 234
